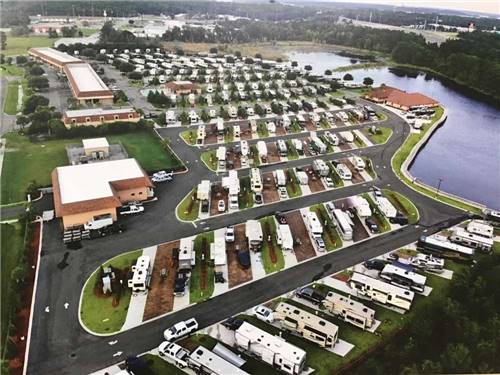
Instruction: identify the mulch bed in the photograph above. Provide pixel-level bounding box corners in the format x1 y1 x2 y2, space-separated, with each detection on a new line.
263 221 278 263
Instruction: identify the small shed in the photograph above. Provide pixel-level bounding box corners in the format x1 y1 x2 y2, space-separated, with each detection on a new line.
82 138 110 159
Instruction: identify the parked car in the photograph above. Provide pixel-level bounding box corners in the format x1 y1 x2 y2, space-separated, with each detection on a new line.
217 200 226 212
225 226 235 242
254 305 274 323
222 317 244 330
97 223 125 237
275 213 287 225
173 271 189 296
364 259 386 271
163 318 199 341
296 287 325 305
278 187 288 199
201 200 209 213
158 341 190 368
365 218 380 233
389 213 409 225
152 171 173 183
315 237 326 252
237 248 251 269
254 192 263 205
324 177 334 188
120 205 144 215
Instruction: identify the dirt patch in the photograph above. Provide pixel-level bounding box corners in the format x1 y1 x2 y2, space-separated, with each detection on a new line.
285 211 316 262
342 158 365 184
262 221 278 263
227 224 253 288
240 123 253 140
226 150 241 170
332 272 350 282
205 124 218 144
303 165 325 193
210 183 228 216
200 238 209 291
262 172 280 203
266 142 281 164
338 142 352 151
302 138 313 157
143 240 179 321
305 120 316 131
276 125 287 136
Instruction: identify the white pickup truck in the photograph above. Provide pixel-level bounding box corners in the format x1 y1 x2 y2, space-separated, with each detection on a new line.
120 205 144 215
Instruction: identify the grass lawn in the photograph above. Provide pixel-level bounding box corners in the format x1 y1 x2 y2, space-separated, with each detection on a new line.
1 133 69 204
391 106 481 214
108 132 183 172
190 232 215 304
363 193 391 232
3 80 20 115
176 189 199 221
239 176 254 209
0 64 25 77
259 217 285 274
290 121 302 133
180 130 196 145
224 127 234 143
2 35 53 56
363 157 376 179
80 28 100 37
80 250 142 334
250 145 261 167
137 354 185 375
1 222 26 351
200 150 217 171
363 126 392 144
285 169 302 198
353 133 366 148
286 140 299 160
383 189 419 224
129 80 144 88
310 204 343 251
328 163 344 187
257 122 269 138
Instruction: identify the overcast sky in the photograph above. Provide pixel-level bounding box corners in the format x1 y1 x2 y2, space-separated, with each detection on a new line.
326 0 500 16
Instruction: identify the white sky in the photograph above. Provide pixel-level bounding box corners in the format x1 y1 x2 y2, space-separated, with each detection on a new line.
327 0 500 16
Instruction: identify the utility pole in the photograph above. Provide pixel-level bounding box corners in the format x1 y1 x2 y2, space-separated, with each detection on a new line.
435 178 443 197
369 12 372 23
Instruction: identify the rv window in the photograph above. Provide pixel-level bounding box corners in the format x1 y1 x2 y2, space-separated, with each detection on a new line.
363 308 368 312
86 117 91 122
319 320 326 326
100 116 104 122
387 295 392 300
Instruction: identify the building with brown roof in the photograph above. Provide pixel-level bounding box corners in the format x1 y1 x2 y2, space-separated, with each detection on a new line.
63 107 140 128
63 63 114 105
365 86 438 110
52 158 153 229
164 80 200 95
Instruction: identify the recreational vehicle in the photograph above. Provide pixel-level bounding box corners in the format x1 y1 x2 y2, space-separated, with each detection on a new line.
178 237 195 272
349 272 415 311
417 235 475 261
323 131 339 146
312 159 329 177
375 196 397 219
274 302 339 349
216 118 225 137
277 139 288 156
228 106 237 118
331 209 353 241
339 131 354 143
257 141 268 161
353 156 366 171
234 322 306 375
189 346 249 375
450 228 493 252
304 212 323 238
310 135 327 154
292 139 304 155
189 111 199 124
241 140 249 156
322 291 375 330
245 220 263 251
347 196 372 217
196 125 206 145
234 125 241 139
166 110 176 125
276 224 294 251
335 163 352 180
267 121 276 134
250 168 263 193
380 264 427 293
466 220 494 238
216 146 227 171
296 171 309 185
127 255 152 293
274 169 286 187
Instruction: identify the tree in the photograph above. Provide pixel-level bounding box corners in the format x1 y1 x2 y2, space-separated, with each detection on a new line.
67 97 78 109
16 115 30 130
343 73 354 81
96 53 107 62
61 26 77 38
291 61 298 67
363 77 374 86
0 32 6 50
127 71 142 80
48 118 66 137
81 48 96 58
324 69 332 76
48 28 58 38
113 90 128 104
28 76 49 90
5 56 12 65
29 65 45 76
200 109 210 123
209 47 218 54
234 51 242 58
304 65 312 71
179 111 189 125
255 53 262 59
23 95 49 115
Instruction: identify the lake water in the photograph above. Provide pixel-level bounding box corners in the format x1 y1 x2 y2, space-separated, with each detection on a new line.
289 52 500 209
286 52 359 75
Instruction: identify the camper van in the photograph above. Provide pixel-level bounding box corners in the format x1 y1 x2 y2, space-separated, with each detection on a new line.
322 291 375 330
353 157 366 171
246 220 263 251
335 163 352 180
127 256 152 293
274 302 339 349
277 140 288 156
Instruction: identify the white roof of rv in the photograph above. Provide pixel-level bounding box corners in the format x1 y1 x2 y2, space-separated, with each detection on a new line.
190 346 249 375
211 236 226 266
453 227 494 245
82 137 109 149
382 264 427 285
350 272 415 301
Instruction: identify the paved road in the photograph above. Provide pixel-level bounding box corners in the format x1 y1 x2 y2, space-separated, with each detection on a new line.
27 102 465 374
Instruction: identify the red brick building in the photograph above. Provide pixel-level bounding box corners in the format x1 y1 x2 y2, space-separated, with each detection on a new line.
365 86 438 110
63 107 140 127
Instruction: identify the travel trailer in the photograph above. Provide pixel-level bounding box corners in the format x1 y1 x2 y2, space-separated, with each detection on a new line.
312 159 329 177
276 224 294 251
322 291 375 330
335 163 352 180
379 264 427 293
245 220 263 251
127 255 152 293
449 227 493 252
331 209 353 241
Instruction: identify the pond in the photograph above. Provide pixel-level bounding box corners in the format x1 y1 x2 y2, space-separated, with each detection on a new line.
290 52 500 209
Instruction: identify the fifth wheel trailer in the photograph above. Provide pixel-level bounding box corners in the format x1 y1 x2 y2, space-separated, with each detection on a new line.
322 291 375 330
245 220 263 251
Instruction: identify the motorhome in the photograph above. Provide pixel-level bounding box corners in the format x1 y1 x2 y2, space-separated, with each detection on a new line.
178 237 195 272
189 346 249 375
267 121 276 134
245 220 263 251
331 209 353 241
257 141 268 161
274 169 287 187
127 255 152 293
277 140 288 156
380 264 427 293
310 135 327 154
339 131 354 143
466 220 494 238
264 105 272 115
216 118 225 137
210 233 227 271
304 212 323 238
234 125 241 139
197 180 211 202
216 146 226 171
374 196 397 219
250 168 263 193
323 131 339 146
189 111 199 124
312 159 329 177
166 110 176 125
276 224 294 251
234 322 306 375
240 140 249 156
337 111 349 122
222 170 240 209
296 170 309 185
350 108 365 120
84 214 113 231
417 235 475 260
196 125 206 145
349 272 415 311
353 157 366 171
347 196 372 217
335 163 352 180
249 119 258 133
246 107 255 116
292 139 304 155
450 228 493 252
228 106 237 118
281 115 291 130
310 113 321 127
274 302 339 349
322 291 375 330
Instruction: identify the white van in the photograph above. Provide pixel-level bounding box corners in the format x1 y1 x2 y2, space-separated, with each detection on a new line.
353 157 366 171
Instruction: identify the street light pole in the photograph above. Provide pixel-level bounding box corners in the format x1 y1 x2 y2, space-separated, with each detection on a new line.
435 178 443 197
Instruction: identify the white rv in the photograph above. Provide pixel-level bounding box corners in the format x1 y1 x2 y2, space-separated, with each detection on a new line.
450 227 493 252
256 141 268 160
234 322 306 375
245 220 263 251
292 139 303 155
304 212 323 238
312 159 329 177
274 169 286 187
323 131 339 146
323 291 375 330
380 264 427 293
240 140 249 157
127 255 152 293
375 196 397 218
189 111 199 124
216 117 225 137
197 180 211 201
166 110 176 125
179 237 195 271
274 302 339 349
276 224 294 251
339 131 354 143
189 346 249 375
349 272 415 311
216 146 227 171
466 220 494 238
234 125 241 139
335 163 352 180
310 135 327 154
84 214 113 231
197 125 206 145
277 139 288 156
347 196 372 217
250 168 262 193
228 106 238 118
353 156 365 171
267 121 276 134
295 170 309 185
332 209 353 241
222 170 240 209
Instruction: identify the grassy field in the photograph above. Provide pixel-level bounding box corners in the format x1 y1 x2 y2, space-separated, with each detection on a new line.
190 232 215 304
1 222 26 353
200 150 217 171
3 80 20 115
80 250 142 334
363 126 392 144
239 176 254 209
176 189 199 221
0 64 25 77
310 204 343 251
2 35 53 56
391 106 482 214
259 217 285 274
285 169 302 198
1 132 181 204
286 140 299 160
137 354 185 375
383 189 420 224
180 130 196 145
80 28 99 37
